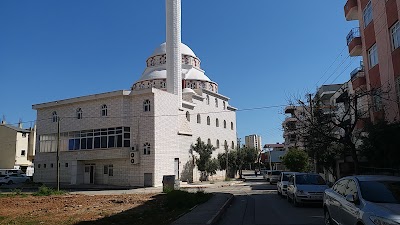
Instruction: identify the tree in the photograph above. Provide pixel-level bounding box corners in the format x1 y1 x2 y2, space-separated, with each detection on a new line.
191 137 217 181
289 86 387 175
360 121 400 169
205 158 220 179
217 146 258 178
281 148 309 172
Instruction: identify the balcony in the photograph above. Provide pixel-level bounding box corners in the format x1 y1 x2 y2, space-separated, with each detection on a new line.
347 28 362 56
344 0 358 21
284 106 296 114
350 66 366 90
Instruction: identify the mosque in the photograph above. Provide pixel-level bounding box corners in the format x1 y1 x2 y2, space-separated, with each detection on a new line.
32 0 237 187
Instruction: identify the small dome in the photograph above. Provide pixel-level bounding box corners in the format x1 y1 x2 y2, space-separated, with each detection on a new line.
182 88 196 94
151 42 196 57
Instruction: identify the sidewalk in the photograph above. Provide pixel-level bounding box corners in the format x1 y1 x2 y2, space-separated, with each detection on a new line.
171 192 234 225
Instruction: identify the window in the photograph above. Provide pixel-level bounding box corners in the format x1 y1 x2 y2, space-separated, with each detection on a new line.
51 163 54 168
101 105 108 117
76 108 82 119
207 116 210 125
368 44 378 68
38 164 41 169
108 165 113 176
333 179 349 196
143 100 151 112
224 120 227 129
206 95 210 105
231 122 234 130
20 150 26 156
345 180 358 197
232 141 235 149
22 133 26 138
143 142 150 155
224 140 228 150
186 111 190 122
216 139 220 148
216 118 219 127
223 101 226 110
391 21 400 50
207 138 211 145
44 164 47 168
52 111 58 123
104 165 108 174
215 98 218 107
363 1 373 27
65 163 68 168
197 114 201 124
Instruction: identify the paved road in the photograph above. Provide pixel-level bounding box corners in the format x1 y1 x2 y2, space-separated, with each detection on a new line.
216 176 324 225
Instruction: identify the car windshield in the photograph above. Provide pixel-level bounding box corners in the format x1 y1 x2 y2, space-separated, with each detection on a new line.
272 171 281 175
282 174 291 181
359 181 400 204
296 174 326 185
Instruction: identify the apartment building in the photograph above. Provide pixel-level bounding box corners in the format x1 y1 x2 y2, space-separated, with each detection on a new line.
0 122 36 175
282 106 308 151
244 134 262 151
344 0 400 123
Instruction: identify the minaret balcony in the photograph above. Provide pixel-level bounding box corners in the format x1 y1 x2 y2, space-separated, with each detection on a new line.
347 28 362 56
344 0 358 21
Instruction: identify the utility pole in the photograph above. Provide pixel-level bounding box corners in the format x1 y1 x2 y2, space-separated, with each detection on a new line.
225 144 228 180
56 116 60 191
308 93 317 173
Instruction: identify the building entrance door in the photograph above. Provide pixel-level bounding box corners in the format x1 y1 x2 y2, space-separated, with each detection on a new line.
144 173 153 187
84 164 95 184
174 158 179 180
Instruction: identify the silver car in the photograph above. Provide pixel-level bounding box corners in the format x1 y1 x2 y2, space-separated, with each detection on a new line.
324 175 400 225
287 173 329 207
0 173 30 185
277 172 297 196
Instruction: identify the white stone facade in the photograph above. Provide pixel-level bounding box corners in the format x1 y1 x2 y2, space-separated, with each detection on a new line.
32 87 236 187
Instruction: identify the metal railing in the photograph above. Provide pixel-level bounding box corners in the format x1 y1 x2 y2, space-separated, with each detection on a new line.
346 27 360 46
350 65 364 78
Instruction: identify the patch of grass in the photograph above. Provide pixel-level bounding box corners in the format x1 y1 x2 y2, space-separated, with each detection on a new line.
33 185 66 196
0 216 5 221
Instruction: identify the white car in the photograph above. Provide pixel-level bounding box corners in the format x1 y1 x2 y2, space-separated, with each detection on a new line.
0 174 30 185
277 172 297 196
287 173 329 207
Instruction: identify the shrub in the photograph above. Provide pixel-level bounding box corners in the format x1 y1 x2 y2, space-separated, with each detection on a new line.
33 185 66 196
165 190 212 209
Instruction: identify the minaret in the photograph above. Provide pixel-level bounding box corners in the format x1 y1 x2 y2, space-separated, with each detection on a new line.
166 0 182 108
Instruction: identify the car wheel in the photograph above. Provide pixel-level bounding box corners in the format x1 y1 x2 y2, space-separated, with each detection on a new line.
324 210 332 225
7 180 13 185
277 190 281 196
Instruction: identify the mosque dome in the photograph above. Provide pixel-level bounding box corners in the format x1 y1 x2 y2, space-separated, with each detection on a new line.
132 42 219 93
151 42 197 58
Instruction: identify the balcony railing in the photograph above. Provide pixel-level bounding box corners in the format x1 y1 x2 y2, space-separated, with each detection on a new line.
347 27 360 45
350 65 364 78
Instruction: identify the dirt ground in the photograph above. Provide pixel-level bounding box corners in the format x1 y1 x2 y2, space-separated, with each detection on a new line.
0 193 166 225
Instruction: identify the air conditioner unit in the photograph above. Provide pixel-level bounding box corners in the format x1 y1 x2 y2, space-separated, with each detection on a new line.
130 151 140 165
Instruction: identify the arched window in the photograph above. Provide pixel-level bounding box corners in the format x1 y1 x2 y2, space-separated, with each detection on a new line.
207 116 210 125
215 98 218 107
224 120 227 128
143 143 150 155
216 118 219 127
52 111 58 123
186 111 190 122
216 139 220 148
231 122 234 130
207 138 211 146
101 105 108 117
143 100 151 112
206 95 210 105
76 108 82 119
232 141 235 149
197 114 201 124
223 101 226 110
224 140 228 150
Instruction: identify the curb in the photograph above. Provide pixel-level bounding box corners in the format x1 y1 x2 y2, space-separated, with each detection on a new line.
206 193 234 225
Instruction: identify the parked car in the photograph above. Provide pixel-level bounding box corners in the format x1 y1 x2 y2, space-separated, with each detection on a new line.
263 170 271 180
324 175 400 225
287 173 328 207
277 172 297 196
264 170 282 184
0 173 30 185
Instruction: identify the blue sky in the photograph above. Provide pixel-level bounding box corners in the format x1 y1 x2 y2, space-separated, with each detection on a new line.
0 1 359 145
